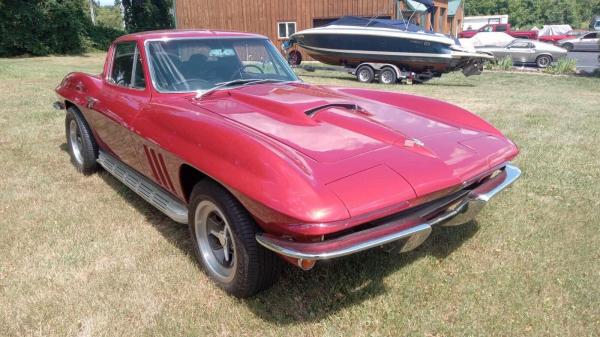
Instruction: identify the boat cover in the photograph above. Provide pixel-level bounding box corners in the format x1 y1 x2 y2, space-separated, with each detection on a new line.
326 16 435 34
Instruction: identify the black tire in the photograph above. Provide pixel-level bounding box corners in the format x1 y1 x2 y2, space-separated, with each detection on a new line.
536 55 552 68
65 106 99 175
188 180 282 297
356 65 375 83
562 43 574 52
379 67 397 84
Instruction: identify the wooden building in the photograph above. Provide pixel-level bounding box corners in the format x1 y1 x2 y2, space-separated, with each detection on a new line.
174 0 464 57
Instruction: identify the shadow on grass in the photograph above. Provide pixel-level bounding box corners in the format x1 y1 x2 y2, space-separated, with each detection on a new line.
243 221 479 324
62 144 479 324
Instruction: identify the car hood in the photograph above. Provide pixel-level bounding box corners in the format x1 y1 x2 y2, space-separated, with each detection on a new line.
190 82 517 200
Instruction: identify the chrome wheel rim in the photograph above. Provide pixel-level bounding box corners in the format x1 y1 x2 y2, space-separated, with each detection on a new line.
69 119 84 165
194 200 236 282
381 71 394 84
358 69 370 82
539 56 550 67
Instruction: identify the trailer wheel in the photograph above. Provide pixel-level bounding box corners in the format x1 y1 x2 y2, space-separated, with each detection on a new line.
356 65 374 83
379 68 397 84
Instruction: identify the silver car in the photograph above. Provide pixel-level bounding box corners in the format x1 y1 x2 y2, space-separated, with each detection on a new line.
559 32 600 52
476 39 568 68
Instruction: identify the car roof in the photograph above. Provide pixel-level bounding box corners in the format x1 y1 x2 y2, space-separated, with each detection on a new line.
114 29 267 43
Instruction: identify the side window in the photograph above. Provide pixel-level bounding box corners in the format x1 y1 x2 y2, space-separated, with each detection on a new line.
110 42 145 89
509 41 529 48
496 25 507 32
583 33 597 39
277 21 297 39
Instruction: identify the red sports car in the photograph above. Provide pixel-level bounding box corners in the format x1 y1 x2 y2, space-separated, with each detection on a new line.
54 30 521 297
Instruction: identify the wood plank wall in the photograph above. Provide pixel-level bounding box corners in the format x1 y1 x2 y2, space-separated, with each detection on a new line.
176 0 397 55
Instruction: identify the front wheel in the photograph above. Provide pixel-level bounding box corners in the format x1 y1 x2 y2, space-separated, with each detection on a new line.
536 55 552 68
188 180 282 297
356 65 375 83
379 68 398 84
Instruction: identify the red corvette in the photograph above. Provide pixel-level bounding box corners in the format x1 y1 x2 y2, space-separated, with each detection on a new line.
54 30 521 297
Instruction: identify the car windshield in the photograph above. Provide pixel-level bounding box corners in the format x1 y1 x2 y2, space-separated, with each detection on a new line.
146 38 298 93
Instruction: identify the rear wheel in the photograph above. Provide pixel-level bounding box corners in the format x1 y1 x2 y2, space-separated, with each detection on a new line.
536 55 552 68
379 68 397 84
188 180 282 297
562 43 574 51
65 106 99 175
356 65 374 83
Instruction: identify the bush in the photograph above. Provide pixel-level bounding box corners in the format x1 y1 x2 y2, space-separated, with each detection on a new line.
496 56 514 71
0 0 124 56
543 58 577 75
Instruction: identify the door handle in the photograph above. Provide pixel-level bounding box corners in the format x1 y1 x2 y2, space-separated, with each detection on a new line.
86 96 99 109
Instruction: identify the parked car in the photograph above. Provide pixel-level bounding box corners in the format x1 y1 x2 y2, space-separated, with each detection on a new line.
560 31 600 51
590 16 600 31
476 39 568 68
538 30 586 45
459 23 538 40
54 30 521 297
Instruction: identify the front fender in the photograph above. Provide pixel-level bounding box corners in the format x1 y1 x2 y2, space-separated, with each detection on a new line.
134 103 351 232
333 87 505 137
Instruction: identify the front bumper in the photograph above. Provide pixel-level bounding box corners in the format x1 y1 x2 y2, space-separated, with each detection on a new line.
256 163 521 260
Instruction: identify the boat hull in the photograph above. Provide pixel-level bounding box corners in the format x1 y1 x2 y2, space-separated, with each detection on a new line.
292 28 485 74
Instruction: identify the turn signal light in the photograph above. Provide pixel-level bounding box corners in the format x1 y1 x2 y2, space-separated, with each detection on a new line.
297 258 316 270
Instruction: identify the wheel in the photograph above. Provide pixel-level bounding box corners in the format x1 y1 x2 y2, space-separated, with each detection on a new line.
188 180 282 297
287 50 302 66
379 68 397 84
536 55 552 68
562 43 574 52
65 106 99 175
356 65 374 83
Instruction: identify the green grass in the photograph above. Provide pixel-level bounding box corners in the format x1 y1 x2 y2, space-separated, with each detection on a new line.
1 54 599 337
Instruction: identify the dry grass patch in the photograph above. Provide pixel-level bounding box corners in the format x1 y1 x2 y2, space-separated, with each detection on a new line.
1 55 599 336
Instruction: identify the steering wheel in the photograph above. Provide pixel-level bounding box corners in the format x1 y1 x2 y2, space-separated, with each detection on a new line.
230 64 264 80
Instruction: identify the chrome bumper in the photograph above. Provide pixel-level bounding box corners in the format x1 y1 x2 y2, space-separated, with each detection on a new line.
256 164 521 260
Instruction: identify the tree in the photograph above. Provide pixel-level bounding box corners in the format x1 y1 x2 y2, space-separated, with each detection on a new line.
121 0 174 33
0 0 124 56
465 0 600 29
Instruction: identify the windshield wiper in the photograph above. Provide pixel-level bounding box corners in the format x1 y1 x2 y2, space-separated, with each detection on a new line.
196 79 288 99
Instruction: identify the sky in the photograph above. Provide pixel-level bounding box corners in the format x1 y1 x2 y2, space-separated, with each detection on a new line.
97 0 115 6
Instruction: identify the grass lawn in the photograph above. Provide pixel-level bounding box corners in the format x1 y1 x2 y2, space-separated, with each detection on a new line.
1 53 599 337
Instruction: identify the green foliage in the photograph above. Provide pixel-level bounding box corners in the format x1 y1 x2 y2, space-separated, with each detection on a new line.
95 3 124 30
121 0 174 33
0 0 124 56
543 57 577 75
465 0 600 29
497 56 514 71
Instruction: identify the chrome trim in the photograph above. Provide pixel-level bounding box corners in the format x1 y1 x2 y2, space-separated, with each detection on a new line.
474 164 521 202
256 163 521 260
97 151 188 224
255 223 432 260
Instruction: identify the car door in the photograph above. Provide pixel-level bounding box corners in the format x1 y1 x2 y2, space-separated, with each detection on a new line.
506 41 535 64
579 33 598 51
88 41 150 168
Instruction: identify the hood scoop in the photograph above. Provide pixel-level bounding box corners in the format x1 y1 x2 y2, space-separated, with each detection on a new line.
305 103 365 117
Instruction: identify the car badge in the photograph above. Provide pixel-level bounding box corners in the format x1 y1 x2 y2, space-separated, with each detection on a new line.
404 138 425 147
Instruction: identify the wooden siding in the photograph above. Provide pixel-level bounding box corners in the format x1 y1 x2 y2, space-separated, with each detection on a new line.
176 0 397 47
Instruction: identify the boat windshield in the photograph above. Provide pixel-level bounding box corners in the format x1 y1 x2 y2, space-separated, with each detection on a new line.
146 38 298 93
